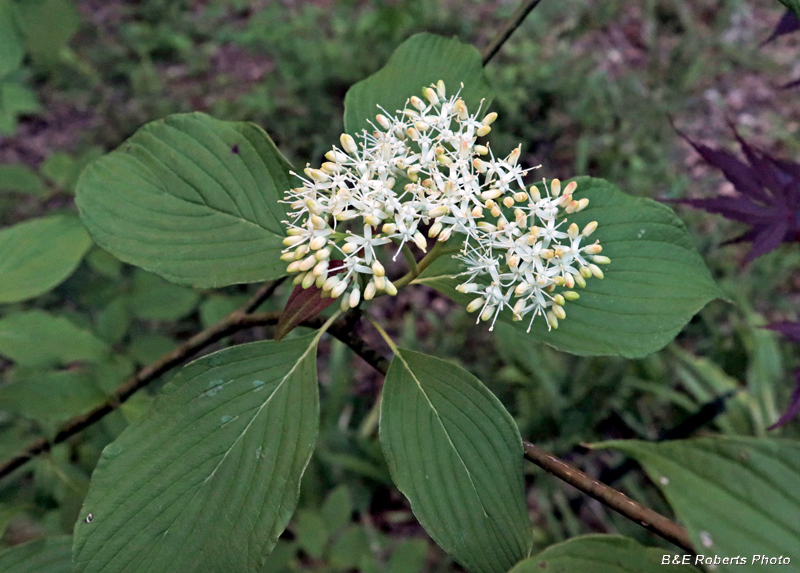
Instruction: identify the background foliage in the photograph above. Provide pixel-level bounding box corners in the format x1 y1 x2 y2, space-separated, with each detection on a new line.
1 0 799 571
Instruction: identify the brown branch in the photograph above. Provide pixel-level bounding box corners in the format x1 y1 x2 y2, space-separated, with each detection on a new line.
0 295 391 481
523 441 696 555
481 0 543 66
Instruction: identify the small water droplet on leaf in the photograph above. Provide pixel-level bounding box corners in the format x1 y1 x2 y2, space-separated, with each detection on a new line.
84 513 94 524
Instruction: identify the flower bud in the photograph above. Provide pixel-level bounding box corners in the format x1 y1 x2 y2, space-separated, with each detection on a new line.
480 305 496 322
546 310 559 329
410 96 425 110
588 264 604 279
514 191 528 203
340 133 358 154
323 276 340 291
564 290 580 301
364 281 377 301
293 271 307 285
315 248 331 261
313 260 328 277
342 242 359 254
286 261 302 273
294 244 309 259
302 272 316 289
372 260 385 277
576 198 590 211
466 297 485 313
413 231 427 251
438 227 453 242
309 236 327 250
331 279 349 298
376 114 392 130
474 144 489 155
553 305 566 320
564 181 578 195
436 79 446 97
502 196 515 208
582 221 598 237
384 279 398 296
283 235 304 247
574 273 586 288
428 221 442 238
374 275 385 291
471 205 484 218
568 223 579 239
584 244 602 255
311 215 327 230
580 266 592 279
550 179 561 197
482 112 498 125
424 87 439 105
280 252 296 262
564 274 575 288
349 288 361 308
299 255 317 272
593 255 611 265
428 205 448 218
477 125 491 137
515 282 531 295
456 283 480 294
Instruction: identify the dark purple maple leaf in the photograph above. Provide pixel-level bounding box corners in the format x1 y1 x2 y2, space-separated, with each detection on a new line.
761 9 800 47
764 321 800 429
670 129 800 264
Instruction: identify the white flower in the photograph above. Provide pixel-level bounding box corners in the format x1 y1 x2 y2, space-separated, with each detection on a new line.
280 80 609 327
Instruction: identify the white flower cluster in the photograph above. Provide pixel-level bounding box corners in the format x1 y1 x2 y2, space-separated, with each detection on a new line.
280 80 609 330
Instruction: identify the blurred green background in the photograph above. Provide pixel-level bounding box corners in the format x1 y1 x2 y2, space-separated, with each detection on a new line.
1 0 799 571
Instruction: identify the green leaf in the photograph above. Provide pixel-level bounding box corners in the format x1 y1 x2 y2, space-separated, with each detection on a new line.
0 77 39 135
0 163 47 196
386 539 429 573
344 33 493 137
0 0 24 77
0 536 72 573
508 535 694 572
417 177 724 358
0 215 92 303
127 334 176 365
76 112 294 288
0 311 109 368
596 437 800 570
199 295 246 328
72 334 324 573
0 368 105 424
12 0 79 65
126 270 201 321
295 509 329 559
41 152 79 190
329 526 371 570
320 485 353 534
379 348 532 573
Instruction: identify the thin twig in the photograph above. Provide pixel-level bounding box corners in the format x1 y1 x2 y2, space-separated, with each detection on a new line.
481 0 543 66
523 441 696 554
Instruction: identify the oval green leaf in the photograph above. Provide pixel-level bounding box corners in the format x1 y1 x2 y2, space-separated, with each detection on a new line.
0 0 24 77
76 112 294 288
0 311 109 368
0 215 91 303
596 437 800 569
72 334 324 573
416 177 724 358
379 348 532 573
0 536 72 573
509 535 694 573
344 33 493 137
